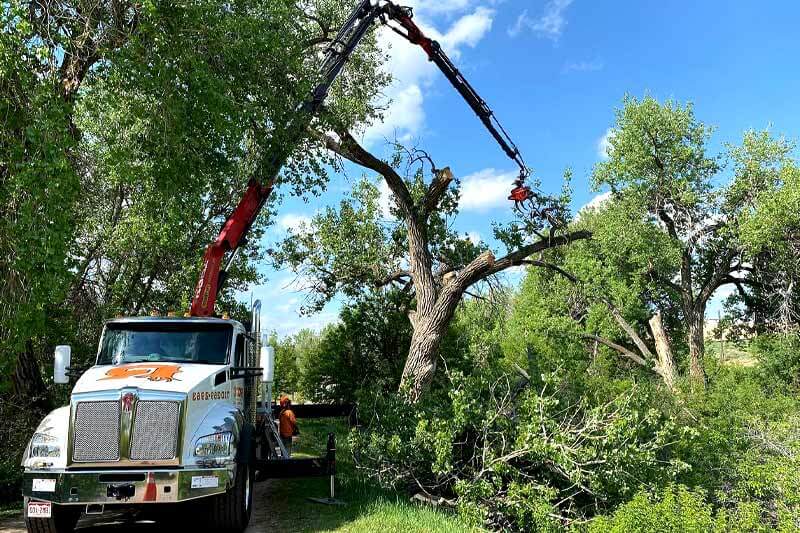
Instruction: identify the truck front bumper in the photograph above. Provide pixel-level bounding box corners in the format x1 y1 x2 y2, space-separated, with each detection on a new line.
22 467 232 505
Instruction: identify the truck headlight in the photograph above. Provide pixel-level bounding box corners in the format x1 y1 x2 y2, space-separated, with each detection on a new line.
194 432 233 457
29 433 61 458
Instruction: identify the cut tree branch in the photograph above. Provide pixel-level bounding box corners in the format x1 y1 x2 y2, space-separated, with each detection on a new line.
423 167 453 216
582 334 651 369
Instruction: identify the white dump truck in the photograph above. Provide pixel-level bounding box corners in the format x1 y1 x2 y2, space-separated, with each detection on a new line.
19 302 313 533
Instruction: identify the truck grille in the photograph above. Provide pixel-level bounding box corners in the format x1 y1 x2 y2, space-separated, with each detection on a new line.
72 401 120 462
130 401 180 460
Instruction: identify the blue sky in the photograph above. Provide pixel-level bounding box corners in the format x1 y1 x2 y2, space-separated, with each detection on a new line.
241 0 800 336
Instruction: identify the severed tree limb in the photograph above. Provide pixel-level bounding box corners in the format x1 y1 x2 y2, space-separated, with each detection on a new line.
603 301 656 361
581 334 650 369
649 311 677 391
423 167 454 216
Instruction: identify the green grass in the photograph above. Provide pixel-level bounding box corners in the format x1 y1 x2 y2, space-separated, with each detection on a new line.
260 418 478 532
254 476 475 533
322 500 472 533
706 340 758 367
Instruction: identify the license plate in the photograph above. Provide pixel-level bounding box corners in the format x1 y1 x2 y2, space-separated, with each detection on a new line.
32 478 56 492
191 476 219 489
27 501 51 518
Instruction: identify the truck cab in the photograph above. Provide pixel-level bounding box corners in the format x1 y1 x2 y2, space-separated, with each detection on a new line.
21 315 265 533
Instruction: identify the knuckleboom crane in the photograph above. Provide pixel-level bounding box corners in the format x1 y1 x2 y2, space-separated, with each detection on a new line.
190 0 531 317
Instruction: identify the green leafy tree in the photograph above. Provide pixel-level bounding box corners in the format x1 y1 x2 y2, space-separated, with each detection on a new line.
504 202 686 392
275 137 589 400
735 137 800 332
269 330 310 398
1 0 140 400
69 0 386 316
592 96 790 385
300 290 412 402
2 0 387 403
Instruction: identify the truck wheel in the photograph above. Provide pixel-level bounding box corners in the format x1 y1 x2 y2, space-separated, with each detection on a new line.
208 462 254 533
24 499 81 533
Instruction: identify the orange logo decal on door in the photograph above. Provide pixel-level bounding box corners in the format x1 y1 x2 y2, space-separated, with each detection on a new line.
101 363 182 382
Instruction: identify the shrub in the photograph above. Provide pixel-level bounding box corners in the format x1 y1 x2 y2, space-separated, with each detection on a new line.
587 485 716 532
588 484 800 533
0 396 44 503
351 368 693 530
751 334 800 391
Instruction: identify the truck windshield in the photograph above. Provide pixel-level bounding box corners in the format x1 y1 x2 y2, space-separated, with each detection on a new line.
97 323 232 365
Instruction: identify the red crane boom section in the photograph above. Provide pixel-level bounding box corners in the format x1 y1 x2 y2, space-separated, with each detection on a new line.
190 179 272 316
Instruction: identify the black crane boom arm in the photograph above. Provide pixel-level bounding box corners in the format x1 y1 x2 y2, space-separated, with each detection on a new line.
381 3 528 178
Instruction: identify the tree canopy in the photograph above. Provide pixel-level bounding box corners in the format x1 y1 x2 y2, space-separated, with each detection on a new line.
0 0 387 396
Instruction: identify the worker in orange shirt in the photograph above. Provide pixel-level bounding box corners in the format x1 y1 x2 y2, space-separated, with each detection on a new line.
278 396 298 457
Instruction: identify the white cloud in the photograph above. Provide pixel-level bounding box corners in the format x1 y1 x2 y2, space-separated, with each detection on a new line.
467 230 481 244
363 7 495 145
403 0 474 16
277 213 312 233
578 191 612 215
276 297 299 314
459 168 517 212
441 7 495 50
264 309 340 338
597 128 614 160
508 0 573 40
363 85 424 146
378 179 395 220
562 59 604 74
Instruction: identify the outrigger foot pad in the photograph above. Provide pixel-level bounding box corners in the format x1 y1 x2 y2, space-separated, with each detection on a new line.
307 497 346 506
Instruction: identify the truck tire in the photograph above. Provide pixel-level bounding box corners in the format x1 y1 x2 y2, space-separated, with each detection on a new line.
207 461 254 533
24 499 81 533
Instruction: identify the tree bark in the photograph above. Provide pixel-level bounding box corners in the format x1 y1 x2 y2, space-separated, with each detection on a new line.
13 340 51 411
403 319 445 402
686 306 707 385
648 311 677 391
401 284 463 401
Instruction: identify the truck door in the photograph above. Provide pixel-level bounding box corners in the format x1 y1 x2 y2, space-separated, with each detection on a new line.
232 333 247 412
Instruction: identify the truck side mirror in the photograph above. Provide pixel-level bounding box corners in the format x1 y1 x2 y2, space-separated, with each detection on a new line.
260 346 274 383
54 345 71 384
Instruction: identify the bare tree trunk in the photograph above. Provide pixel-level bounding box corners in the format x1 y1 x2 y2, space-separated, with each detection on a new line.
687 307 707 385
402 321 444 402
13 340 51 411
400 287 462 402
649 312 677 391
